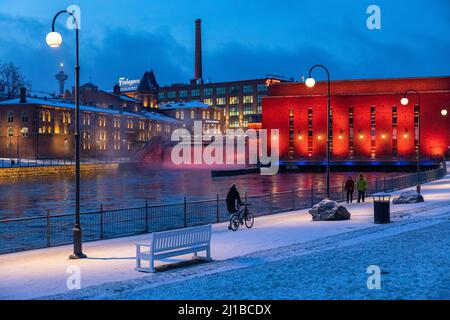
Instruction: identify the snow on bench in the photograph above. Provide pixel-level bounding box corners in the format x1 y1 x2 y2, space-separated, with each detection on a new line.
135 224 213 273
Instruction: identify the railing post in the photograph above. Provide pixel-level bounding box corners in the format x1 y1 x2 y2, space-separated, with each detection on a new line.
383 177 387 193
46 210 51 247
145 200 149 233
310 185 314 207
292 190 296 210
100 204 104 240
216 194 220 223
184 197 187 228
269 192 273 214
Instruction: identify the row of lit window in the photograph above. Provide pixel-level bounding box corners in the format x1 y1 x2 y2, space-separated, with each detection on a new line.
290 132 414 142
6 112 29 123
160 84 267 100
228 120 249 128
175 110 222 121
205 96 258 105
83 141 132 152
6 127 29 137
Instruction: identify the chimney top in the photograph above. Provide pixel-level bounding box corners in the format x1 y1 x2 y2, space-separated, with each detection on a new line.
113 84 121 95
19 87 27 104
194 18 203 82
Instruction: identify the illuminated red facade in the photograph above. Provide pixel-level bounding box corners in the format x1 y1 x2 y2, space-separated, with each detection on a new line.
262 76 450 163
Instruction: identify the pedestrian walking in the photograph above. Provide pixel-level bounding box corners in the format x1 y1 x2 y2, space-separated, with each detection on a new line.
344 176 355 203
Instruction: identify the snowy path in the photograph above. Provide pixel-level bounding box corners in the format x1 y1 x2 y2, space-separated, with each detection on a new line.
54 215 450 300
1 172 449 299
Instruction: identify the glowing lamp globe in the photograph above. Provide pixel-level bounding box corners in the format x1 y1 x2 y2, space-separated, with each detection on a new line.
441 109 448 116
46 32 62 48
305 77 316 88
400 97 409 106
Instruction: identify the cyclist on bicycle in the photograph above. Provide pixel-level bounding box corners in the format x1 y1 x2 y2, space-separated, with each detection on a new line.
226 184 243 229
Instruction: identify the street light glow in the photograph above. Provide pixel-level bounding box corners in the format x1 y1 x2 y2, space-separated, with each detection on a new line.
305 77 316 88
401 97 409 106
46 31 63 48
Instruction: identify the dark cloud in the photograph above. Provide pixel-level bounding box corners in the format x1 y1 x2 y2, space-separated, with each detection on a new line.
0 13 193 92
0 0 449 95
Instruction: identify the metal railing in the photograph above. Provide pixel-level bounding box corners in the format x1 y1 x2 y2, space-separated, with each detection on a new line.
0 165 446 255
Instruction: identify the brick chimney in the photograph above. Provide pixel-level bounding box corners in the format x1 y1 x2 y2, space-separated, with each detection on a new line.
19 87 27 103
194 19 203 82
113 84 121 95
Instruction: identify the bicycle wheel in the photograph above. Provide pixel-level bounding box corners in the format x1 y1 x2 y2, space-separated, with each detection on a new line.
244 212 254 229
230 214 241 231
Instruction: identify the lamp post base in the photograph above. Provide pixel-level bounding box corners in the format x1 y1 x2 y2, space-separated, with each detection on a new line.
69 227 87 259
69 253 87 260
416 185 421 194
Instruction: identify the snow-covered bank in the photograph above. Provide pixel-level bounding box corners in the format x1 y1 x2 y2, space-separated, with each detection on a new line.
52 216 450 300
1 173 450 300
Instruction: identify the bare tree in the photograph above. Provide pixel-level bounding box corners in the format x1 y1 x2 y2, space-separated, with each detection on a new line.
0 62 31 99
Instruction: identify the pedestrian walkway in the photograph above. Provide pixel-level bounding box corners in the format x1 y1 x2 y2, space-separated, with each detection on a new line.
1 172 449 299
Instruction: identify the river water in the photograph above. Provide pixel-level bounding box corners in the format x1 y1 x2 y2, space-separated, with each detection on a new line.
0 165 403 220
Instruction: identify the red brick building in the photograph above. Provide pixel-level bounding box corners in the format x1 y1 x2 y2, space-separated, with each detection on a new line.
262 76 450 164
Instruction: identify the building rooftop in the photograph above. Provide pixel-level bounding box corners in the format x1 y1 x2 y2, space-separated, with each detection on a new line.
267 75 450 97
0 98 180 124
159 101 217 110
137 70 159 93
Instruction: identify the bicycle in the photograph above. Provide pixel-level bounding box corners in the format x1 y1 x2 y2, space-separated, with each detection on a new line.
229 203 254 231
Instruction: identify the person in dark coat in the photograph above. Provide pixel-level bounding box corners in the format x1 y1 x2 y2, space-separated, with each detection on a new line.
344 177 355 203
226 184 243 214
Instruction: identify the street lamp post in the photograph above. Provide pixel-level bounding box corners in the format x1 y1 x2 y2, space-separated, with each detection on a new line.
47 10 86 259
440 108 448 171
400 89 421 194
305 65 331 198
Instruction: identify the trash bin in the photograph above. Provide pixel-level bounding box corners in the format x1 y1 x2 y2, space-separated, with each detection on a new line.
373 193 391 224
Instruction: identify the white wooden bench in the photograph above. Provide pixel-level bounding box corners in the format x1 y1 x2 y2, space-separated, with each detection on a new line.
135 224 213 273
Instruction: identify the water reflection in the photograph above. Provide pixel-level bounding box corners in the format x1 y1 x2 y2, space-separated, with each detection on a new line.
0 166 401 219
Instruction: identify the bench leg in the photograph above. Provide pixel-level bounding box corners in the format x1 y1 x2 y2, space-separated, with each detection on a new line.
206 245 213 262
193 246 213 262
135 246 141 270
135 245 155 273
149 256 155 273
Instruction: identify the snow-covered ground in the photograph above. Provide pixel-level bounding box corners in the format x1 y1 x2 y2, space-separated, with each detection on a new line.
1 172 449 300
53 216 450 300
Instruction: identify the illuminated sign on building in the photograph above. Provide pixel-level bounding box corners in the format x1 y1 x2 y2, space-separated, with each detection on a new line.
119 77 140 91
266 79 281 87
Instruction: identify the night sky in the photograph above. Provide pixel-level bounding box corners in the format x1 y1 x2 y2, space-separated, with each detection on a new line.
0 0 449 93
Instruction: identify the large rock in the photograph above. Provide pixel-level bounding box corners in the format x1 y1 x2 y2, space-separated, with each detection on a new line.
393 191 424 204
309 199 351 221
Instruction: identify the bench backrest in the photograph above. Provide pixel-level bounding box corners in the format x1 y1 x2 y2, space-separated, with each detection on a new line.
151 224 212 253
